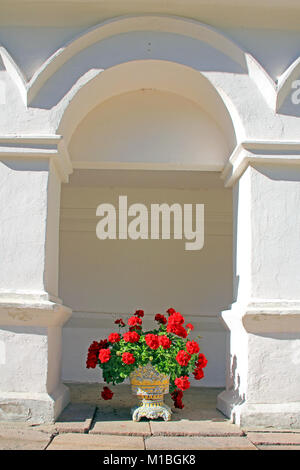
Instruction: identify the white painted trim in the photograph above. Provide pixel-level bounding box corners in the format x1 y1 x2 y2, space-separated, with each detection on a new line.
64 310 227 332
0 135 72 182
222 140 300 187
221 300 300 333
72 161 224 172
0 298 72 327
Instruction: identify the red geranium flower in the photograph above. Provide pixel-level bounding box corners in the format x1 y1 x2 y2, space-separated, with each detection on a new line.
196 353 208 369
155 314 167 325
122 352 135 365
167 312 187 337
86 339 108 368
167 324 187 338
166 307 176 316
101 386 114 400
123 331 140 343
128 316 142 327
193 367 204 380
176 350 191 366
174 376 190 391
186 340 200 355
108 333 121 344
186 323 194 331
99 348 111 363
168 312 185 326
145 334 160 350
134 309 144 318
158 335 172 349
171 389 184 409
115 318 125 327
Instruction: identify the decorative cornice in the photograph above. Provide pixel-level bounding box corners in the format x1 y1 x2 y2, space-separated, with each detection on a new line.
0 135 72 182
0 294 72 327
222 140 300 187
221 300 300 333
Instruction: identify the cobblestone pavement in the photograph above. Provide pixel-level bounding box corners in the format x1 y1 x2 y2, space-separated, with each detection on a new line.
1 387 300 450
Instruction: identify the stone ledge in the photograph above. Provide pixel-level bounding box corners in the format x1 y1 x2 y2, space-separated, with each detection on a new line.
90 420 151 436
247 432 300 445
145 435 257 450
46 433 145 450
55 403 96 433
149 419 244 437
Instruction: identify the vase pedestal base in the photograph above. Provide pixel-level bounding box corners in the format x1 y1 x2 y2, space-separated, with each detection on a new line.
131 401 172 422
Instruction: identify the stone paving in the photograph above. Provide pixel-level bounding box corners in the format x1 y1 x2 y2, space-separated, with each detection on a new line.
0 387 300 450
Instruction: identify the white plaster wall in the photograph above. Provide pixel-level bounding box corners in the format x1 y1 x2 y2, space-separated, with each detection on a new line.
247 332 300 404
250 165 300 301
0 326 48 393
69 90 229 169
0 159 49 294
59 183 232 386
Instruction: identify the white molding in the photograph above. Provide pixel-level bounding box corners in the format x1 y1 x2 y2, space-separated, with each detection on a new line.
222 140 300 187
0 135 73 182
64 310 227 332
72 161 225 172
221 300 300 333
0 297 72 327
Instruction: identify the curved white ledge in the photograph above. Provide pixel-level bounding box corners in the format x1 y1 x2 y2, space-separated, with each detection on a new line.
1 15 248 106
53 60 238 149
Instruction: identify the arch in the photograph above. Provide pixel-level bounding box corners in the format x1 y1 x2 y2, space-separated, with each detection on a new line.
27 15 247 105
55 60 239 160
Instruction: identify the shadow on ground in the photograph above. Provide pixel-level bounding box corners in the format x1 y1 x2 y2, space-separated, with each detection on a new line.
65 384 226 423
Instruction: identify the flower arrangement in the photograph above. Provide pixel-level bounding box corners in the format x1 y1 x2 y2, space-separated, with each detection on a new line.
86 308 207 409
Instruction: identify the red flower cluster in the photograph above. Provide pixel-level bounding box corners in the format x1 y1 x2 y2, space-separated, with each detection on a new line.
196 353 208 369
166 312 187 338
155 313 167 325
171 389 184 409
108 333 121 344
86 339 108 368
186 323 194 331
128 316 142 328
123 331 140 343
176 350 191 366
134 309 144 318
174 376 190 391
101 386 113 400
186 340 200 355
115 318 125 327
158 335 172 349
193 353 208 380
145 334 160 350
99 348 111 363
122 352 135 365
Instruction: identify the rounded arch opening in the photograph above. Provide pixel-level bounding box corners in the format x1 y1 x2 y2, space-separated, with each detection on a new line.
56 60 238 163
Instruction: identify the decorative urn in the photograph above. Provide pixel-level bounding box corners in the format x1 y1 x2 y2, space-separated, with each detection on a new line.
129 363 172 421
